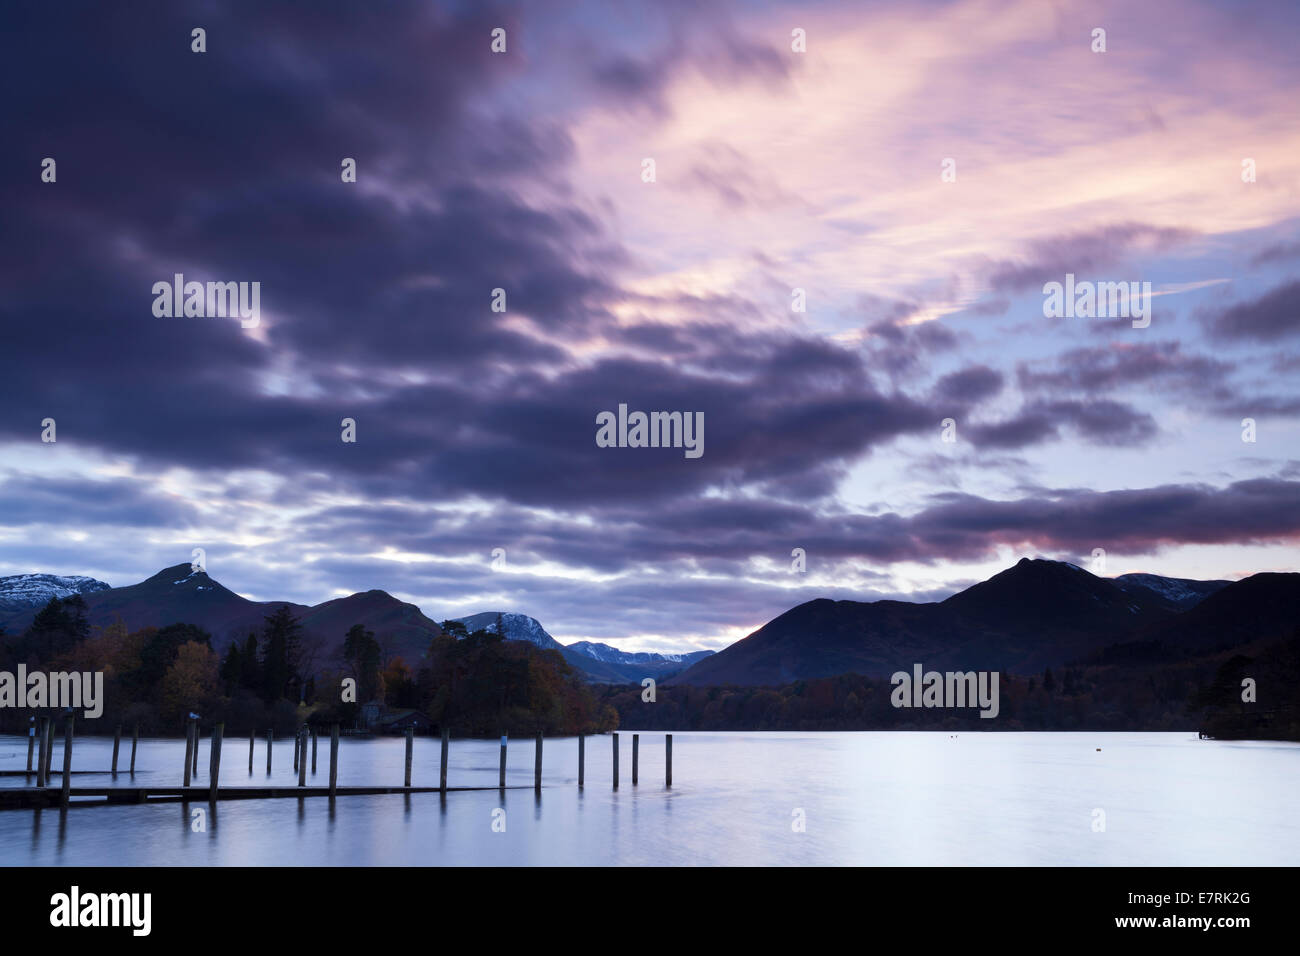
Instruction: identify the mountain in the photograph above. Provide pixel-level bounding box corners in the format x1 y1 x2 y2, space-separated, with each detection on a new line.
453 612 566 651
1112 572 1230 610
452 611 714 682
0 573 111 617
0 564 301 640
561 642 715 683
672 558 1196 686
297 590 444 665
0 564 442 667
1126 572 1300 656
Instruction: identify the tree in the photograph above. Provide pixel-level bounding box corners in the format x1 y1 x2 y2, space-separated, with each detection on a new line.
159 641 220 726
22 595 91 662
240 633 261 690
382 657 416 708
260 606 303 703
219 642 243 695
128 623 212 700
343 624 382 702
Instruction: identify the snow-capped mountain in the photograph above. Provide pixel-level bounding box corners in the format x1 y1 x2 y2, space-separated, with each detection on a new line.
1112 572 1230 610
566 641 713 666
451 611 716 682
453 612 566 650
0 573 112 614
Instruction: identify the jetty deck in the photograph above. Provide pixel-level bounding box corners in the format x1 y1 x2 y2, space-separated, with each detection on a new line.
0 783 534 810
6 720 671 810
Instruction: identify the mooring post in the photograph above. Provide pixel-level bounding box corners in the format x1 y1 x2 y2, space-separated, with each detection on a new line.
440 727 450 793
130 724 139 775
248 729 254 774
612 732 619 790
499 733 507 789
45 718 55 784
34 718 44 786
192 720 200 777
298 728 307 788
404 726 413 788
40 718 53 787
311 726 317 774
183 720 194 787
35 717 45 786
26 717 35 774
666 734 672 788
578 734 585 788
60 716 74 807
329 723 339 797
111 724 121 775
293 726 300 773
534 732 542 791
209 723 224 802
632 733 639 785
266 728 273 774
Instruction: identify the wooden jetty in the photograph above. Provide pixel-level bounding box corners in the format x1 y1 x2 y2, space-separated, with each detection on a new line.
0 784 533 810
1 720 675 811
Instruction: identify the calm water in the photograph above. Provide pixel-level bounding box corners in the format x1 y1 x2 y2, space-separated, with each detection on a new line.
1 731 1296 865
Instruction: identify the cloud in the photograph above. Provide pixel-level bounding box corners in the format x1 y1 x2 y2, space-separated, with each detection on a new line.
1203 280 1300 342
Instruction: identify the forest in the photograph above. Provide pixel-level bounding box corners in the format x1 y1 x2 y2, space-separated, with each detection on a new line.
0 595 617 737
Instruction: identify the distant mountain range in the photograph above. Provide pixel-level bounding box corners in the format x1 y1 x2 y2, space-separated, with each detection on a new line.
0 566 711 683
1112 572 1230 610
3 558 1292 689
670 559 1296 686
451 612 714 682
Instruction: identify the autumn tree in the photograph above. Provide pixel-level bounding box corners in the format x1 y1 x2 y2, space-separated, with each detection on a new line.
159 641 220 727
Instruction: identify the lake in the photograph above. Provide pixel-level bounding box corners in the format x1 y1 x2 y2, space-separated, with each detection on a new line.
1 730 1297 865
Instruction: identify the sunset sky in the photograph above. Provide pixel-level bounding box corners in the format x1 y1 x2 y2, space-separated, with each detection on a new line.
2 0 1298 653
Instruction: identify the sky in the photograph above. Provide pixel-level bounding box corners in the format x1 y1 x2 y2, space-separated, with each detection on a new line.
1 0 1298 654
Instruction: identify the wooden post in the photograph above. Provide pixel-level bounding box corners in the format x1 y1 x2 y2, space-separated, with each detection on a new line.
666 734 672 788
499 734 507 789
209 723 224 802
266 728 273 774
130 724 139 774
36 717 48 787
533 732 542 791
111 724 121 775
612 732 619 790
632 733 639 785
440 727 449 793
248 729 254 774
183 721 193 787
26 717 35 774
404 726 413 788
311 727 317 774
45 718 55 784
41 718 53 787
60 716 74 807
298 728 307 788
578 734 585 788
192 720 199 777
293 726 300 773
329 723 339 797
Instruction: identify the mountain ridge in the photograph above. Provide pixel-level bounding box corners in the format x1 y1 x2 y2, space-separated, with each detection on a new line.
671 559 1276 686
